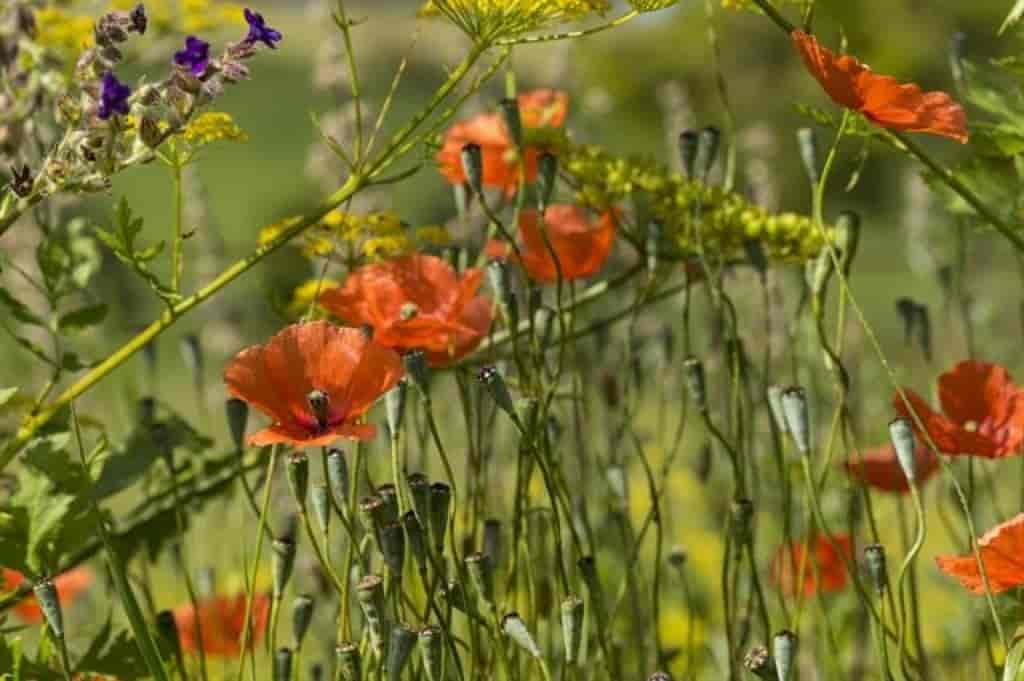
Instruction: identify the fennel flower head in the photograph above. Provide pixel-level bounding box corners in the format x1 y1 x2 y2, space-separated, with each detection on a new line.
421 0 610 42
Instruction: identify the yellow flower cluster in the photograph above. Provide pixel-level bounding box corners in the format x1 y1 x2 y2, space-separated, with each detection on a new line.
562 143 827 263
33 7 95 61
108 0 243 35
286 278 341 319
422 0 609 41
182 112 249 146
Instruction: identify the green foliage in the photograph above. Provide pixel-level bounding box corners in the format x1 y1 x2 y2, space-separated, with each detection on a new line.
94 198 180 307
74 616 150 680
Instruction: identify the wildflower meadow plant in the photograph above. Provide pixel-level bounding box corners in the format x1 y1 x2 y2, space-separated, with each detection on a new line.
8 0 1024 680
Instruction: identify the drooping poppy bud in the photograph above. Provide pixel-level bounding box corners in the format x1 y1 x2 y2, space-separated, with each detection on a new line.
387 624 418 681
292 594 314 648
773 630 797 681
678 129 699 179
286 452 309 510
226 398 249 450
537 152 558 212
466 552 495 605
767 385 789 436
781 387 811 456
274 647 293 681
461 143 484 196
272 537 297 599
311 484 331 534
336 642 362 681
386 380 407 438
420 626 445 681
888 417 917 485
796 127 819 185
500 98 523 149
429 483 451 556
561 595 584 664
502 612 542 658
479 365 520 427
326 449 349 507
834 211 860 274
863 543 888 594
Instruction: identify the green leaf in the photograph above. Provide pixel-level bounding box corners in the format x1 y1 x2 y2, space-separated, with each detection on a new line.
58 304 108 333
75 617 150 680
0 507 30 573
1002 0 1024 35
0 289 43 327
0 635 61 681
12 335 53 366
0 387 17 407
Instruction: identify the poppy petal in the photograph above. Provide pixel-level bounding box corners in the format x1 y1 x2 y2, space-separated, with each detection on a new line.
894 388 998 457
844 442 939 493
936 514 1024 594
791 30 866 110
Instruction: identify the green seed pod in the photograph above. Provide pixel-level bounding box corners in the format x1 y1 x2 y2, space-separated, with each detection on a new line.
505 290 520 333
336 642 362 681
678 129 699 179
561 595 584 664
225 398 249 450
443 579 470 613
286 452 309 511
888 417 917 484
356 575 388 653
461 143 484 195
682 356 707 412
326 448 349 507
537 152 558 212
667 546 688 569
155 609 182 661
695 126 721 183
534 306 556 350
780 387 810 456
387 624 418 681
292 594 314 648
483 518 502 566
466 552 495 605
479 365 520 426
430 482 452 556
274 647 293 681
487 259 513 310
834 211 860 274
419 626 445 681
766 385 789 436
743 645 777 680
360 495 388 537
385 380 408 438
773 630 797 681
272 537 297 599
407 473 431 527
807 248 833 298
311 484 331 534
377 485 400 525
796 127 819 185
500 98 523 149
402 511 428 573
403 350 431 396
380 521 406 578
863 543 888 594
502 612 541 658
453 182 472 219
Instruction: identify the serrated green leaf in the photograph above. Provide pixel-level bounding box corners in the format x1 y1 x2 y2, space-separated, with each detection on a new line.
58 304 108 333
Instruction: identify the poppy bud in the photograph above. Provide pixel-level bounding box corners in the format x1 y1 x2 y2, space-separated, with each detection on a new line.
678 129 699 179
466 552 495 605
731 498 754 544
307 390 330 430
380 521 406 577
695 126 721 183
377 485 401 525
766 385 788 436
225 398 249 451
385 380 407 438
502 612 541 658
534 306 556 350
311 484 331 534
274 647 293 681
402 511 428 573
407 473 431 527
743 645 776 680
744 239 768 278
356 575 388 652
336 642 362 681
461 143 484 195
781 387 810 456
429 482 452 556
387 624 418 681
834 211 860 274
326 449 349 507
682 356 707 412
420 626 445 681
487 259 513 309
807 249 833 298
403 350 431 396
863 543 888 594
561 595 584 664
1003 626 1024 681
796 127 819 185
667 546 688 569
506 291 521 331
772 630 797 681
292 594 314 647
272 537 297 599
479 365 521 428
646 221 663 275
443 579 470 613
483 518 502 566
537 152 558 212
888 417 917 484
360 495 388 542
156 609 182 661
500 98 523 149
895 298 918 347
287 452 309 510
454 182 473 219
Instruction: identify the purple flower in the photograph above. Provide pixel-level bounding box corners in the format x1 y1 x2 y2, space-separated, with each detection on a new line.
98 72 132 120
174 36 210 76
243 8 282 49
131 4 147 35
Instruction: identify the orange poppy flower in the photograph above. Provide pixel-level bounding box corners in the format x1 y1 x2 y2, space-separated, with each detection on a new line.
2 567 93 624
320 254 493 367
791 30 968 143
844 441 939 494
436 89 568 195
935 514 1024 594
770 534 852 597
894 360 1024 458
223 321 403 447
173 591 271 657
485 205 617 283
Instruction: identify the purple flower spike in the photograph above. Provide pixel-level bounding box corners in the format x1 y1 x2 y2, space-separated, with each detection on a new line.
98 72 132 120
174 36 211 76
243 8 282 49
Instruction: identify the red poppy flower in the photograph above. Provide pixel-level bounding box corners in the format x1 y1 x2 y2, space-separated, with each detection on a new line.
485 205 617 283
173 591 271 658
893 360 1024 458
437 89 568 195
2 567 93 624
936 514 1024 594
791 30 968 143
844 442 939 494
320 254 493 367
223 321 403 447
770 534 852 597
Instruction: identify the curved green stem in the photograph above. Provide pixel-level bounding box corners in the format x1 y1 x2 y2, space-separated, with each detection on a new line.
895 486 927 681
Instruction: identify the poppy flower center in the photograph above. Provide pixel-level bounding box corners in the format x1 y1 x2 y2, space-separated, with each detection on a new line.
400 302 419 321
965 420 979 433
307 389 330 430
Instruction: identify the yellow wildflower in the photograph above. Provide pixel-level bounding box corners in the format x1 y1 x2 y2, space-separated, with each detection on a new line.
363 236 413 260
286 278 340 319
415 225 452 247
182 112 249 146
258 216 302 248
422 0 609 41
34 7 94 61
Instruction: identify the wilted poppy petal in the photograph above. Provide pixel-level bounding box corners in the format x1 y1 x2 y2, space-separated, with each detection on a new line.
936 514 1024 594
844 442 939 493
